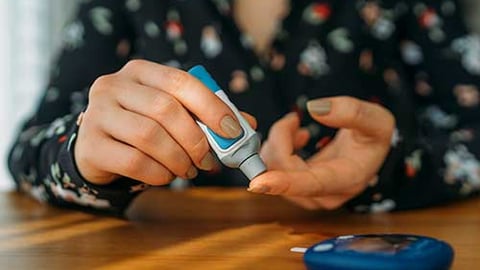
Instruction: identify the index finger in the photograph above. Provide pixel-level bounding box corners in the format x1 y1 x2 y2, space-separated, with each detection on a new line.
248 161 366 197
307 96 395 142
119 60 242 138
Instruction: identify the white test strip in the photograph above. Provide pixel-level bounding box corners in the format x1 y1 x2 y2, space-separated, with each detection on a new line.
290 247 308 253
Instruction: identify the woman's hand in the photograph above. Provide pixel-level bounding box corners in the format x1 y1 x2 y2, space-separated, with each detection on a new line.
75 60 246 186
248 96 395 210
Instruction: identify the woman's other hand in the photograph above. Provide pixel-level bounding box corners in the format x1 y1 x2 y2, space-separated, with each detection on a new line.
249 96 395 210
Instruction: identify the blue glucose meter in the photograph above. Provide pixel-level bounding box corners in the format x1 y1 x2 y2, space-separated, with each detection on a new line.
293 234 454 270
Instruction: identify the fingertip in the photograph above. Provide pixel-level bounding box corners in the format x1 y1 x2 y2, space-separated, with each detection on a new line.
306 99 332 117
276 111 301 130
247 183 271 194
248 173 270 194
285 111 299 118
248 171 288 195
285 111 300 122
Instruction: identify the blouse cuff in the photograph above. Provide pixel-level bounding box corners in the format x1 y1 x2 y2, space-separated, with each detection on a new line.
54 114 149 216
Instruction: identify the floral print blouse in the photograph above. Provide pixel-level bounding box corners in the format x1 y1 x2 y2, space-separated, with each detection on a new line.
8 0 480 216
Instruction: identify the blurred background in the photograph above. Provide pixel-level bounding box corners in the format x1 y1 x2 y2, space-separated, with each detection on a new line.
0 0 79 190
0 1 478 193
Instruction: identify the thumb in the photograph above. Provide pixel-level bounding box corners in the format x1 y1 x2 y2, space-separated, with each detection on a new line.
306 96 395 141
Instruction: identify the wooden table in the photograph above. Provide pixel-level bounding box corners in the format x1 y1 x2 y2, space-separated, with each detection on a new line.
1 188 479 269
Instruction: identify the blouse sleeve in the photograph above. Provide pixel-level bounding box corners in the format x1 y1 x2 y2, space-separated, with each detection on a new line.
348 0 480 212
8 0 146 216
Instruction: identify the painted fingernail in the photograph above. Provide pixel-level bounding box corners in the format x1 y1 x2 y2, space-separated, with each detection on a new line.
307 99 332 115
220 115 242 138
186 166 198 179
200 152 216 170
247 184 271 194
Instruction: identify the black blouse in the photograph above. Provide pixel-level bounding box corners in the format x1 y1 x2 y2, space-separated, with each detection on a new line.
8 0 480 216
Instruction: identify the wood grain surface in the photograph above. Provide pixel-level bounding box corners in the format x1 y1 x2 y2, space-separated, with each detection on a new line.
1 187 479 269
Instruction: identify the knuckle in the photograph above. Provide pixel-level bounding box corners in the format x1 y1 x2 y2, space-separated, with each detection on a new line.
189 135 210 163
92 74 115 90
166 145 191 170
339 96 358 109
176 153 192 174
351 99 367 123
165 68 188 93
79 109 103 136
151 93 179 117
83 111 113 141
123 59 146 72
80 109 95 127
90 74 116 99
132 119 158 146
123 151 145 176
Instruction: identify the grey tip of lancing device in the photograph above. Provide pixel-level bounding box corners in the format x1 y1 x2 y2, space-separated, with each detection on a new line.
239 153 267 180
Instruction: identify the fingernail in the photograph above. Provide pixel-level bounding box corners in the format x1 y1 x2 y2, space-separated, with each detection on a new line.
186 166 198 179
247 183 271 194
220 115 243 138
200 152 216 170
307 99 332 115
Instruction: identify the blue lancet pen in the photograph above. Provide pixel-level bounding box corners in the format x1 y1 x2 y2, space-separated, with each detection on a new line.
188 65 266 180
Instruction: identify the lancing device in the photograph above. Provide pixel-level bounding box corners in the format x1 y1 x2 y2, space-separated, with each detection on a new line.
188 65 266 180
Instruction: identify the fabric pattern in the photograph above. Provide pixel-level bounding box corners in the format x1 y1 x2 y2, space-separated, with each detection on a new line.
8 0 480 216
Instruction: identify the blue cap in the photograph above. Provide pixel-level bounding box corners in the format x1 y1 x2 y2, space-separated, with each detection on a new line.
188 65 221 93
188 65 243 149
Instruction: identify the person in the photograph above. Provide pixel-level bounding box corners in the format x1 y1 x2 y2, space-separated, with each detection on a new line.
8 0 480 216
